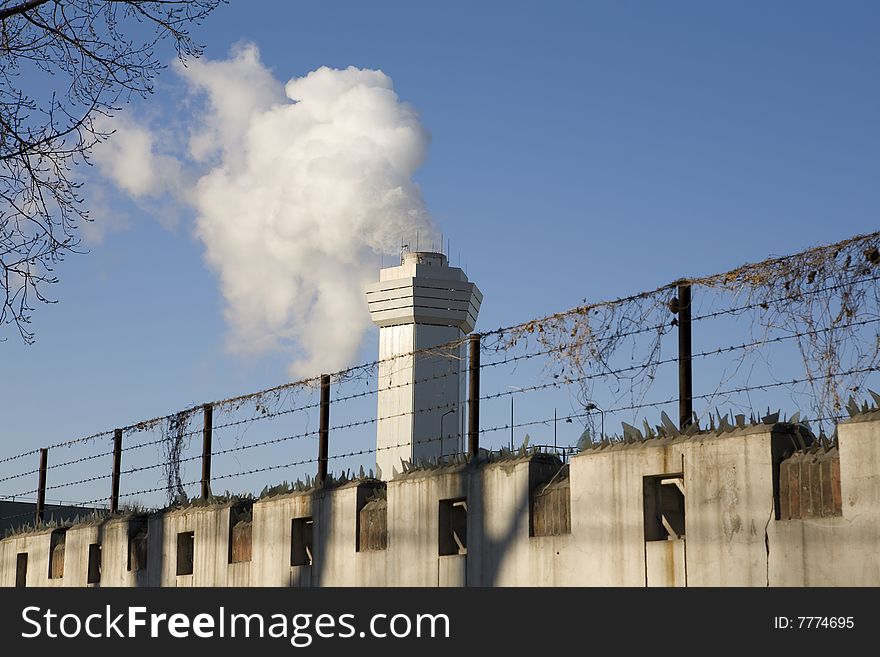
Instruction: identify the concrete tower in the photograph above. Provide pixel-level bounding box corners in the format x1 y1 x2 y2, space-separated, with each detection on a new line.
366 251 482 479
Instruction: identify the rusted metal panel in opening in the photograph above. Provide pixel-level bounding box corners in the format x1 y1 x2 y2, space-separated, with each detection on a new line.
532 477 571 537
802 457 816 518
831 456 842 515
49 532 66 580
230 520 253 563
779 457 791 520
779 448 842 520
50 544 65 579
359 498 388 551
820 457 834 517
789 456 801 518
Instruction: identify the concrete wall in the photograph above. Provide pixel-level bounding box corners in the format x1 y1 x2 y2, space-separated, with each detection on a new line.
768 413 880 586
4 416 880 587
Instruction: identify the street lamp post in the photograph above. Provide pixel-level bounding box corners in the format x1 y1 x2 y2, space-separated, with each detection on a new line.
510 396 514 450
507 386 525 450
440 406 456 459
585 403 605 442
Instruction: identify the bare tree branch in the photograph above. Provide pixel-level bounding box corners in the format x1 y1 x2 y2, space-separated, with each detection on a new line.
0 0 50 22
0 0 223 342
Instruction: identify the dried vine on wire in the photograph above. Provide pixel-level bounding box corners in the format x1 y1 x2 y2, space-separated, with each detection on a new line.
161 410 196 504
696 231 880 420
481 231 880 433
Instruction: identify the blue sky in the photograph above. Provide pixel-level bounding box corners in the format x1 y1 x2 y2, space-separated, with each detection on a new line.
2 1 879 497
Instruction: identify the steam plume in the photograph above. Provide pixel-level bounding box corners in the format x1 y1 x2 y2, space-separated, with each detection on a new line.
95 44 437 377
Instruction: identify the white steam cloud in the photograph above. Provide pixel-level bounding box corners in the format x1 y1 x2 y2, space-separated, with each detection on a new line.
93 44 437 377
92 111 184 199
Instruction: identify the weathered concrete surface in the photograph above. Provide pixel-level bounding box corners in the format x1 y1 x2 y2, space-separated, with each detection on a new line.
646 540 685 587
680 426 780 586
3 417 880 587
768 414 880 586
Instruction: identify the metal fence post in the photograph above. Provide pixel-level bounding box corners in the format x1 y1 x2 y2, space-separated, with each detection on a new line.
201 404 213 499
677 282 693 430
36 448 48 525
318 374 330 484
111 428 122 513
468 333 481 457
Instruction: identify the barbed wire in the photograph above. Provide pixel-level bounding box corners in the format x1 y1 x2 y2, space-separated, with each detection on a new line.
44 430 115 452
478 366 879 439
479 316 880 402
23 434 456 511
13 360 875 502
327 434 448 463
0 450 41 466
1 486 38 499
76 483 199 509
1 231 878 511
3 347 877 501
0 468 40 485
47 449 115 471
690 274 880 323
479 274 880 366
1 315 855 478
0 392 867 527
4 232 876 463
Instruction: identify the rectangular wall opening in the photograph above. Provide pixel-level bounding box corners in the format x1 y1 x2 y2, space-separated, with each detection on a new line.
291 517 314 566
438 498 467 556
128 521 148 572
176 531 195 576
778 448 843 520
15 553 27 588
87 543 102 584
358 496 388 552
48 529 66 579
772 430 810 519
643 474 685 542
531 466 571 537
228 505 253 564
